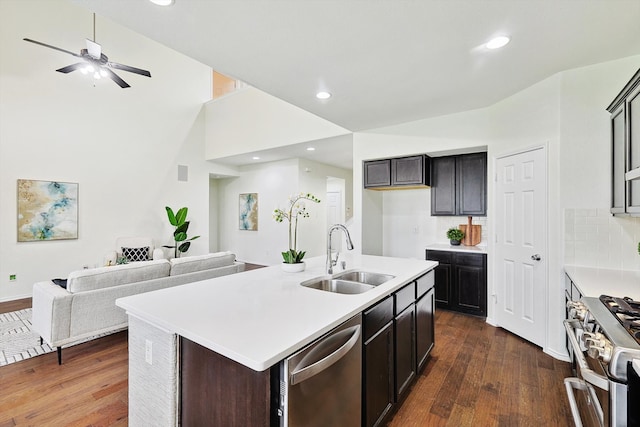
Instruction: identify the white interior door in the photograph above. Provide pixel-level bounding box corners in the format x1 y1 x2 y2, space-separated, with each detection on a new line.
494 147 547 347
326 190 343 251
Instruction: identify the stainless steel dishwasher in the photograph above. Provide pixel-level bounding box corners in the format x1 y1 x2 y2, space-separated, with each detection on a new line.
276 313 362 427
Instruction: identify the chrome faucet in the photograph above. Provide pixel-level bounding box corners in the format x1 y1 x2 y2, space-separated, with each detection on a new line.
326 224 354 274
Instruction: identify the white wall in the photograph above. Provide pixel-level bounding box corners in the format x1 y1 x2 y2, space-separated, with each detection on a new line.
352 55 640 359
215 158 352 265
0 0 214 301
204 87 350 160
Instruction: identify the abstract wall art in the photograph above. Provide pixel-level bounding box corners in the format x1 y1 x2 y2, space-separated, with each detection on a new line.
17 179 78 242
239 193 258 231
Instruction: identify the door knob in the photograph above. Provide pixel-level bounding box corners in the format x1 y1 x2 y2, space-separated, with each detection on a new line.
531 254 541 261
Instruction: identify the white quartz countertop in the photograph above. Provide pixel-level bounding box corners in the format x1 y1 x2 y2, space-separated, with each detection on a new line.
426 243 488 254
564 265 640 301
117 254 437 372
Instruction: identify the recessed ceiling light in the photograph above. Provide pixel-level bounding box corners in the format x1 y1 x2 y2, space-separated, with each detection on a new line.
149 0 174 6
316 91 331 99
486 36 510 50
306 147 316 151
252 156 260 160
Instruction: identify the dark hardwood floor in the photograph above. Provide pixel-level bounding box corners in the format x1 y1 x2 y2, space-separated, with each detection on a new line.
0 299 573 426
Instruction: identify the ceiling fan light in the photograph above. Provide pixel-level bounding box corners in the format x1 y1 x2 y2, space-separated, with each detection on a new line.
80 67 88 75
99 68 108 77
86 65 95 73
93 71 101 80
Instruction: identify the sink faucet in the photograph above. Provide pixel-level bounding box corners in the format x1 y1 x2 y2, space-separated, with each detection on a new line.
326 224 354 274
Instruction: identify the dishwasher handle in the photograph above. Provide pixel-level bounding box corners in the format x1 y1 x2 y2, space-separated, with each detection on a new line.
290 324 361 386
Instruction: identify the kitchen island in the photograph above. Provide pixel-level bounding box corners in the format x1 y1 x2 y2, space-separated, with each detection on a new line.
116 254 437 426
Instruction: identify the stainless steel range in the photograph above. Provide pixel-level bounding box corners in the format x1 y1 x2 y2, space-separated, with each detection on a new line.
565 295 640 427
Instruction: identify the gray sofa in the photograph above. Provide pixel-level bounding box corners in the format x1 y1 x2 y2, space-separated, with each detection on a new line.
32 251 244 364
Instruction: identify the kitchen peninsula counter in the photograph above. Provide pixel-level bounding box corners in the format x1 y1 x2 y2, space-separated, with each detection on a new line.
117 254 437 426
117 254 437 371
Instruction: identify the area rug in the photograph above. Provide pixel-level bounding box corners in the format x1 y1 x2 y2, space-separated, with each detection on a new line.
0 308 53 366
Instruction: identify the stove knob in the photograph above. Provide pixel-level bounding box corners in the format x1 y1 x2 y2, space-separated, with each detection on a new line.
586 341 613 363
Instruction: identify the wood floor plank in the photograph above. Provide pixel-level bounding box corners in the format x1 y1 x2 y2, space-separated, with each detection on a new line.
0 301 574 426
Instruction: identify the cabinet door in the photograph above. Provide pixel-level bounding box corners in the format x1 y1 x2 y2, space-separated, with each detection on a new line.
453 253 487 317
457 153 487 216
426 250 452 308
416 287 434 372
391 155 425 186
364 160 391 188
394 305 416 401
364 321 395 427
611 103 627 214
430 156 456 215
627 85 640 213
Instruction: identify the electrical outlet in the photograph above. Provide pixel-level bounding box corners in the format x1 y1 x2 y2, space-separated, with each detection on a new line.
145 339 153 365
9 274 16 281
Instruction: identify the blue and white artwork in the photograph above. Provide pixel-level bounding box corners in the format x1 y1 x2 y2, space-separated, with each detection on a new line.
17 179 78 241
239 193 258 231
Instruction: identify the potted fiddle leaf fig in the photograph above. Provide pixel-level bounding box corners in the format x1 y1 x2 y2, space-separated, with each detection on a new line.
163 206 200 258
446 227 465 246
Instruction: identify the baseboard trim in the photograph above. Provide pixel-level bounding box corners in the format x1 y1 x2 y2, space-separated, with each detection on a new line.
0 294 31 304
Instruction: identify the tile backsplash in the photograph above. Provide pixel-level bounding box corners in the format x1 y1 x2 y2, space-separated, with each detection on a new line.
564 208 640 270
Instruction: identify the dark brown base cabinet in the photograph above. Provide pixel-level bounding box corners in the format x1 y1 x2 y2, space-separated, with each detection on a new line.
363 272 435 427
426 249 487 317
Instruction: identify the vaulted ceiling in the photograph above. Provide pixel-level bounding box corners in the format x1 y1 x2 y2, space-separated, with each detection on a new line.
71 0 640 134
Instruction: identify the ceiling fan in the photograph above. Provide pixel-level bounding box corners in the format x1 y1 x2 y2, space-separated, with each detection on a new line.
23 14 151 88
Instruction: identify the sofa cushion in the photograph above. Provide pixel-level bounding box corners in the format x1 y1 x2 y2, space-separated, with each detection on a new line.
122 246 150 262
169 252 236 276
67 259 171 293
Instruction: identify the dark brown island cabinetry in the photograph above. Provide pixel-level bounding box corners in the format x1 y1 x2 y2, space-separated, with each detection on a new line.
430 152 487 216
608 68 640 215
426 249 487 317
180 271 436 427
363 271 435 427
364 155 431 189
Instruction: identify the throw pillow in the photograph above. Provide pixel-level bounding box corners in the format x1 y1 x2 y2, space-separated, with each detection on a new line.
52 278 67 288
122 246 150 262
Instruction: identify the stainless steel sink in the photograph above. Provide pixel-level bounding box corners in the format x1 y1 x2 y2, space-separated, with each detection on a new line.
333 271 395 286
301 279 375 295
301 271 395 295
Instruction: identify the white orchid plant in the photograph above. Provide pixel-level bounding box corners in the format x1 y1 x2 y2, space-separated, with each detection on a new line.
273 192 321 263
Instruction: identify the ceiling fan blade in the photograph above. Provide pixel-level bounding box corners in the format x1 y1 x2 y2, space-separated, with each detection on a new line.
85 39 102 59
107 62 151 78
102 68 130 88
56 63 86 74
23 38 81 57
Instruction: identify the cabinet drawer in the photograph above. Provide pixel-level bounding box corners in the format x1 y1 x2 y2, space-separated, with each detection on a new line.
426 250 452 264
395 282 416 314
364 296 394 342
454 252 485 267
416 271 434 299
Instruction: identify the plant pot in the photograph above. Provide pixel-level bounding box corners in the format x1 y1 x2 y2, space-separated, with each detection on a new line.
282 262 306 273
450 239 461 246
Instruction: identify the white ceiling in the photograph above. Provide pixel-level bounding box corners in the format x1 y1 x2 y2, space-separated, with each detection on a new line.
71 0 640 168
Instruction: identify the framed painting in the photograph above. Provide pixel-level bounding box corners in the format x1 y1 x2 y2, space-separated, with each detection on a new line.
239 193 258 231
17 179 78 241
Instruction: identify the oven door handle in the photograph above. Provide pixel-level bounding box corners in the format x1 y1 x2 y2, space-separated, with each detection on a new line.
564 377 604 427
563 319 609 391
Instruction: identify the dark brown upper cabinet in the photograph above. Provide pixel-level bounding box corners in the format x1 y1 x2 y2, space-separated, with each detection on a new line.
430 153 487 216
608 68 640 215
364 155 431 190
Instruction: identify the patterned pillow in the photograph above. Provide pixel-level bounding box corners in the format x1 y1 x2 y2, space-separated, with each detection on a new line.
121 246 150 262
